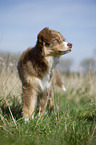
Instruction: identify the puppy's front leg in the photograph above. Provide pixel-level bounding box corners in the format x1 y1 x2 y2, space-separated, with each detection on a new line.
36 91 49 116
54 69 66 91
22 85 37 121
47 87 54 113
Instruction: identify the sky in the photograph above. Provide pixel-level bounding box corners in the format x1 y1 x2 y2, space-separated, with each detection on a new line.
0 0 96 69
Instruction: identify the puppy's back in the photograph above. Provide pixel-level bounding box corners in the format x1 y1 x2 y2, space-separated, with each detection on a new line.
17 48 34 83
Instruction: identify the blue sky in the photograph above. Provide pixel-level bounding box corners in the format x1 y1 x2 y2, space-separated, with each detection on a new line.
0 0 96 68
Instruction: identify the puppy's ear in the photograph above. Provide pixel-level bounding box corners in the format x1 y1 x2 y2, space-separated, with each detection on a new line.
37 27 52 46
37 37 45 47
37 37 45 46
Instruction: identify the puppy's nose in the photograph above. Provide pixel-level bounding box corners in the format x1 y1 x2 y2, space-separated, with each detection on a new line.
67 43 72 49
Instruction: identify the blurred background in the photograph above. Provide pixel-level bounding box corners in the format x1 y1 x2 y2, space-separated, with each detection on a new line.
0 0 96 73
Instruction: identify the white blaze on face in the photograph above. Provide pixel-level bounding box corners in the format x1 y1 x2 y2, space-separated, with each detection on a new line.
63 42 69 50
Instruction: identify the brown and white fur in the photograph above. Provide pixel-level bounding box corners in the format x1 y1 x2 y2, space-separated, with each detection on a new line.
17 27 72 121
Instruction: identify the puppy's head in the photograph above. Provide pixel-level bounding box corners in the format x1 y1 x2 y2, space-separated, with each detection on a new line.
37 27 72 56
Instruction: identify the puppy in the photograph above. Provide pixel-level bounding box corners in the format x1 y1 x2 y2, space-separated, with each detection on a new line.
17 27 72 121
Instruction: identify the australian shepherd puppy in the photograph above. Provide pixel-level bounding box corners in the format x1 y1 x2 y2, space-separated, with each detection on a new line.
17 27 72 121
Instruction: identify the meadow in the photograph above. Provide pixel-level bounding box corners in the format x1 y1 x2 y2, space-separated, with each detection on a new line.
0 54 96 145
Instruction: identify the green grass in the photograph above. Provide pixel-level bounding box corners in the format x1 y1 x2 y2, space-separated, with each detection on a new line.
0 55 96 145
0 91 96 145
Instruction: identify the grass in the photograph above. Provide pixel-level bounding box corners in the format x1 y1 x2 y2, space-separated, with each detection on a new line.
0 54 96 145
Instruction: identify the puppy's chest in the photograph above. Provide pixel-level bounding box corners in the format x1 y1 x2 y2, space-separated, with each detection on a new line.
42 73 51 90
38 56 59 91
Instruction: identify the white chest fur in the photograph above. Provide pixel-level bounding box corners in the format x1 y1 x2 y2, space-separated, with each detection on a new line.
36 56 59 91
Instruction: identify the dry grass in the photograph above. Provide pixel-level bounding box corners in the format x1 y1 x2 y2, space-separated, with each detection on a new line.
0 55 22 101
0 53 96 104
62 72 96 101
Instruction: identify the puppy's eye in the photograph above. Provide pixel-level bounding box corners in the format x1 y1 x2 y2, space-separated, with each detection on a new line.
53 39 58 43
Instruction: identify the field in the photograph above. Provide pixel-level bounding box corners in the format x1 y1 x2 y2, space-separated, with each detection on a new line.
0 54 96 145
